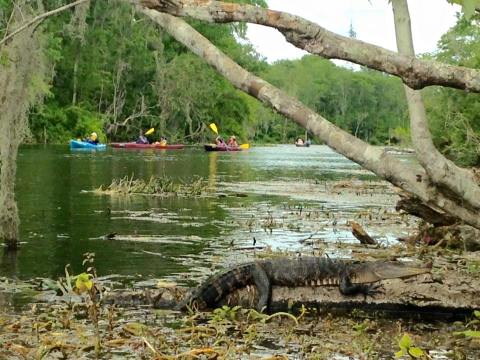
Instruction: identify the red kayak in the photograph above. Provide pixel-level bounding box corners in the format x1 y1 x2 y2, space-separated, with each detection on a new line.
204 144 242 152
111 142 185 150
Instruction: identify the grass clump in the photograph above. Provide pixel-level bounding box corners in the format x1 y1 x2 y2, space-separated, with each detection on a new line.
95 174 209 197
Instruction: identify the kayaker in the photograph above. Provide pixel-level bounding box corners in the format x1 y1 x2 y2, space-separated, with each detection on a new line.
215 136 225 146
159 136 167 146
227 135 238 147
136 134 149 144
85 132 99 145
295 138 304 145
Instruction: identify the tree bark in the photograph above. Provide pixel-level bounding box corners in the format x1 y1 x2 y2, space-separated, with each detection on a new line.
131 9 480 229
139 0 480 93
392 0 480 214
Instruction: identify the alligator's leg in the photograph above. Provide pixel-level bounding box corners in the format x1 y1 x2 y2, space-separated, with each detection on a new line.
339 275 383 297
251 264 271 312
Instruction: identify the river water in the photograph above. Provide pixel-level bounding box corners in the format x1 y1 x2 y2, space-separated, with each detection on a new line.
1 145 409 283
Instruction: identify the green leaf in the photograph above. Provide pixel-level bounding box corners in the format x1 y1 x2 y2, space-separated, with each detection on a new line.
453 330 480 338
75 272 93 293
408 347 425 358
398 333 412 349
473 310 480 319
395 349 406 358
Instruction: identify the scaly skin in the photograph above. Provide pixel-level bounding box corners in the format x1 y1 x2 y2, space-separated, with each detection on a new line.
177 257 431 312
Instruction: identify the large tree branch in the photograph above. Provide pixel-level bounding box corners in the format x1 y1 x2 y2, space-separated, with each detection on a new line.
0 0 89 47
132 7 480 228
392 0 480 212
140 0 480 93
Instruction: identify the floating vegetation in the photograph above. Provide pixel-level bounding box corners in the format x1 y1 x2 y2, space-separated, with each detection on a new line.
95 174 209 197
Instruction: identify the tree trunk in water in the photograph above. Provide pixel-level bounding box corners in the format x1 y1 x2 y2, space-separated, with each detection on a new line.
132 9 480 230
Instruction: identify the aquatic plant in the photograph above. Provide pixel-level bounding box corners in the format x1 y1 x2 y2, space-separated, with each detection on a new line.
95 174 209 197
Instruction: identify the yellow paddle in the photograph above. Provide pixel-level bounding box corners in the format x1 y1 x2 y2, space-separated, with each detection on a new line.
209 123 218 135
239 143 250 149
145 128 155 135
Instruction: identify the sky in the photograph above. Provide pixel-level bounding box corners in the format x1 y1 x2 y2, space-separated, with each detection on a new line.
246 0 462 63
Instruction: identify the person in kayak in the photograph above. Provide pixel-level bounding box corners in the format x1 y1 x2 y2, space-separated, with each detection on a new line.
136 134 149 144
227 135 238 147
215 136 226 146
295 137 304 145
85 132 99 145
159 136 167 146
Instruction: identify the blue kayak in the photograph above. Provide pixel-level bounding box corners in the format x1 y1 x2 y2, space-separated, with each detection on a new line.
69 139 107 150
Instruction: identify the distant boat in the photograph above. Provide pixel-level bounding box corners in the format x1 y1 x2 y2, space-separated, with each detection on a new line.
70 139 106 150
110 142 184 150
204 144 243 152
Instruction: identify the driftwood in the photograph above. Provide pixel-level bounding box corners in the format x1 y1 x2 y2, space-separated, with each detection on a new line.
350 221 377 245
100 260 480 320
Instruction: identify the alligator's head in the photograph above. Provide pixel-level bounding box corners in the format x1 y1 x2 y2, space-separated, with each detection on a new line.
350 261 432 284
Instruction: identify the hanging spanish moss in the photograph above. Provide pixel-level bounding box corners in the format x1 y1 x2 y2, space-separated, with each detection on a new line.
0 1 50 250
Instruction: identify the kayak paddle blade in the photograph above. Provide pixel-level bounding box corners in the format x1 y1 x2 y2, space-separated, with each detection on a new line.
239 143 250 149
145 128 155 135
209 123 218 135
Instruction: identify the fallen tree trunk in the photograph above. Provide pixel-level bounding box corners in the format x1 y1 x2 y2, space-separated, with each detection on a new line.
139 0 480 93
128 7 480 230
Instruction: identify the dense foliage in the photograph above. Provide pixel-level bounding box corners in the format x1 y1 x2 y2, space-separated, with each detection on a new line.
1 1 478 164
423 14 480 165
260 57 409 144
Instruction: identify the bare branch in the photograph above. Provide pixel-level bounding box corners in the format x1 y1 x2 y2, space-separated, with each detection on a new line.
0 0 89 47
139 0 480 93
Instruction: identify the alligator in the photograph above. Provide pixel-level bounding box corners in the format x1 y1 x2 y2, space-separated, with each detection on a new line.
177 257 431 312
